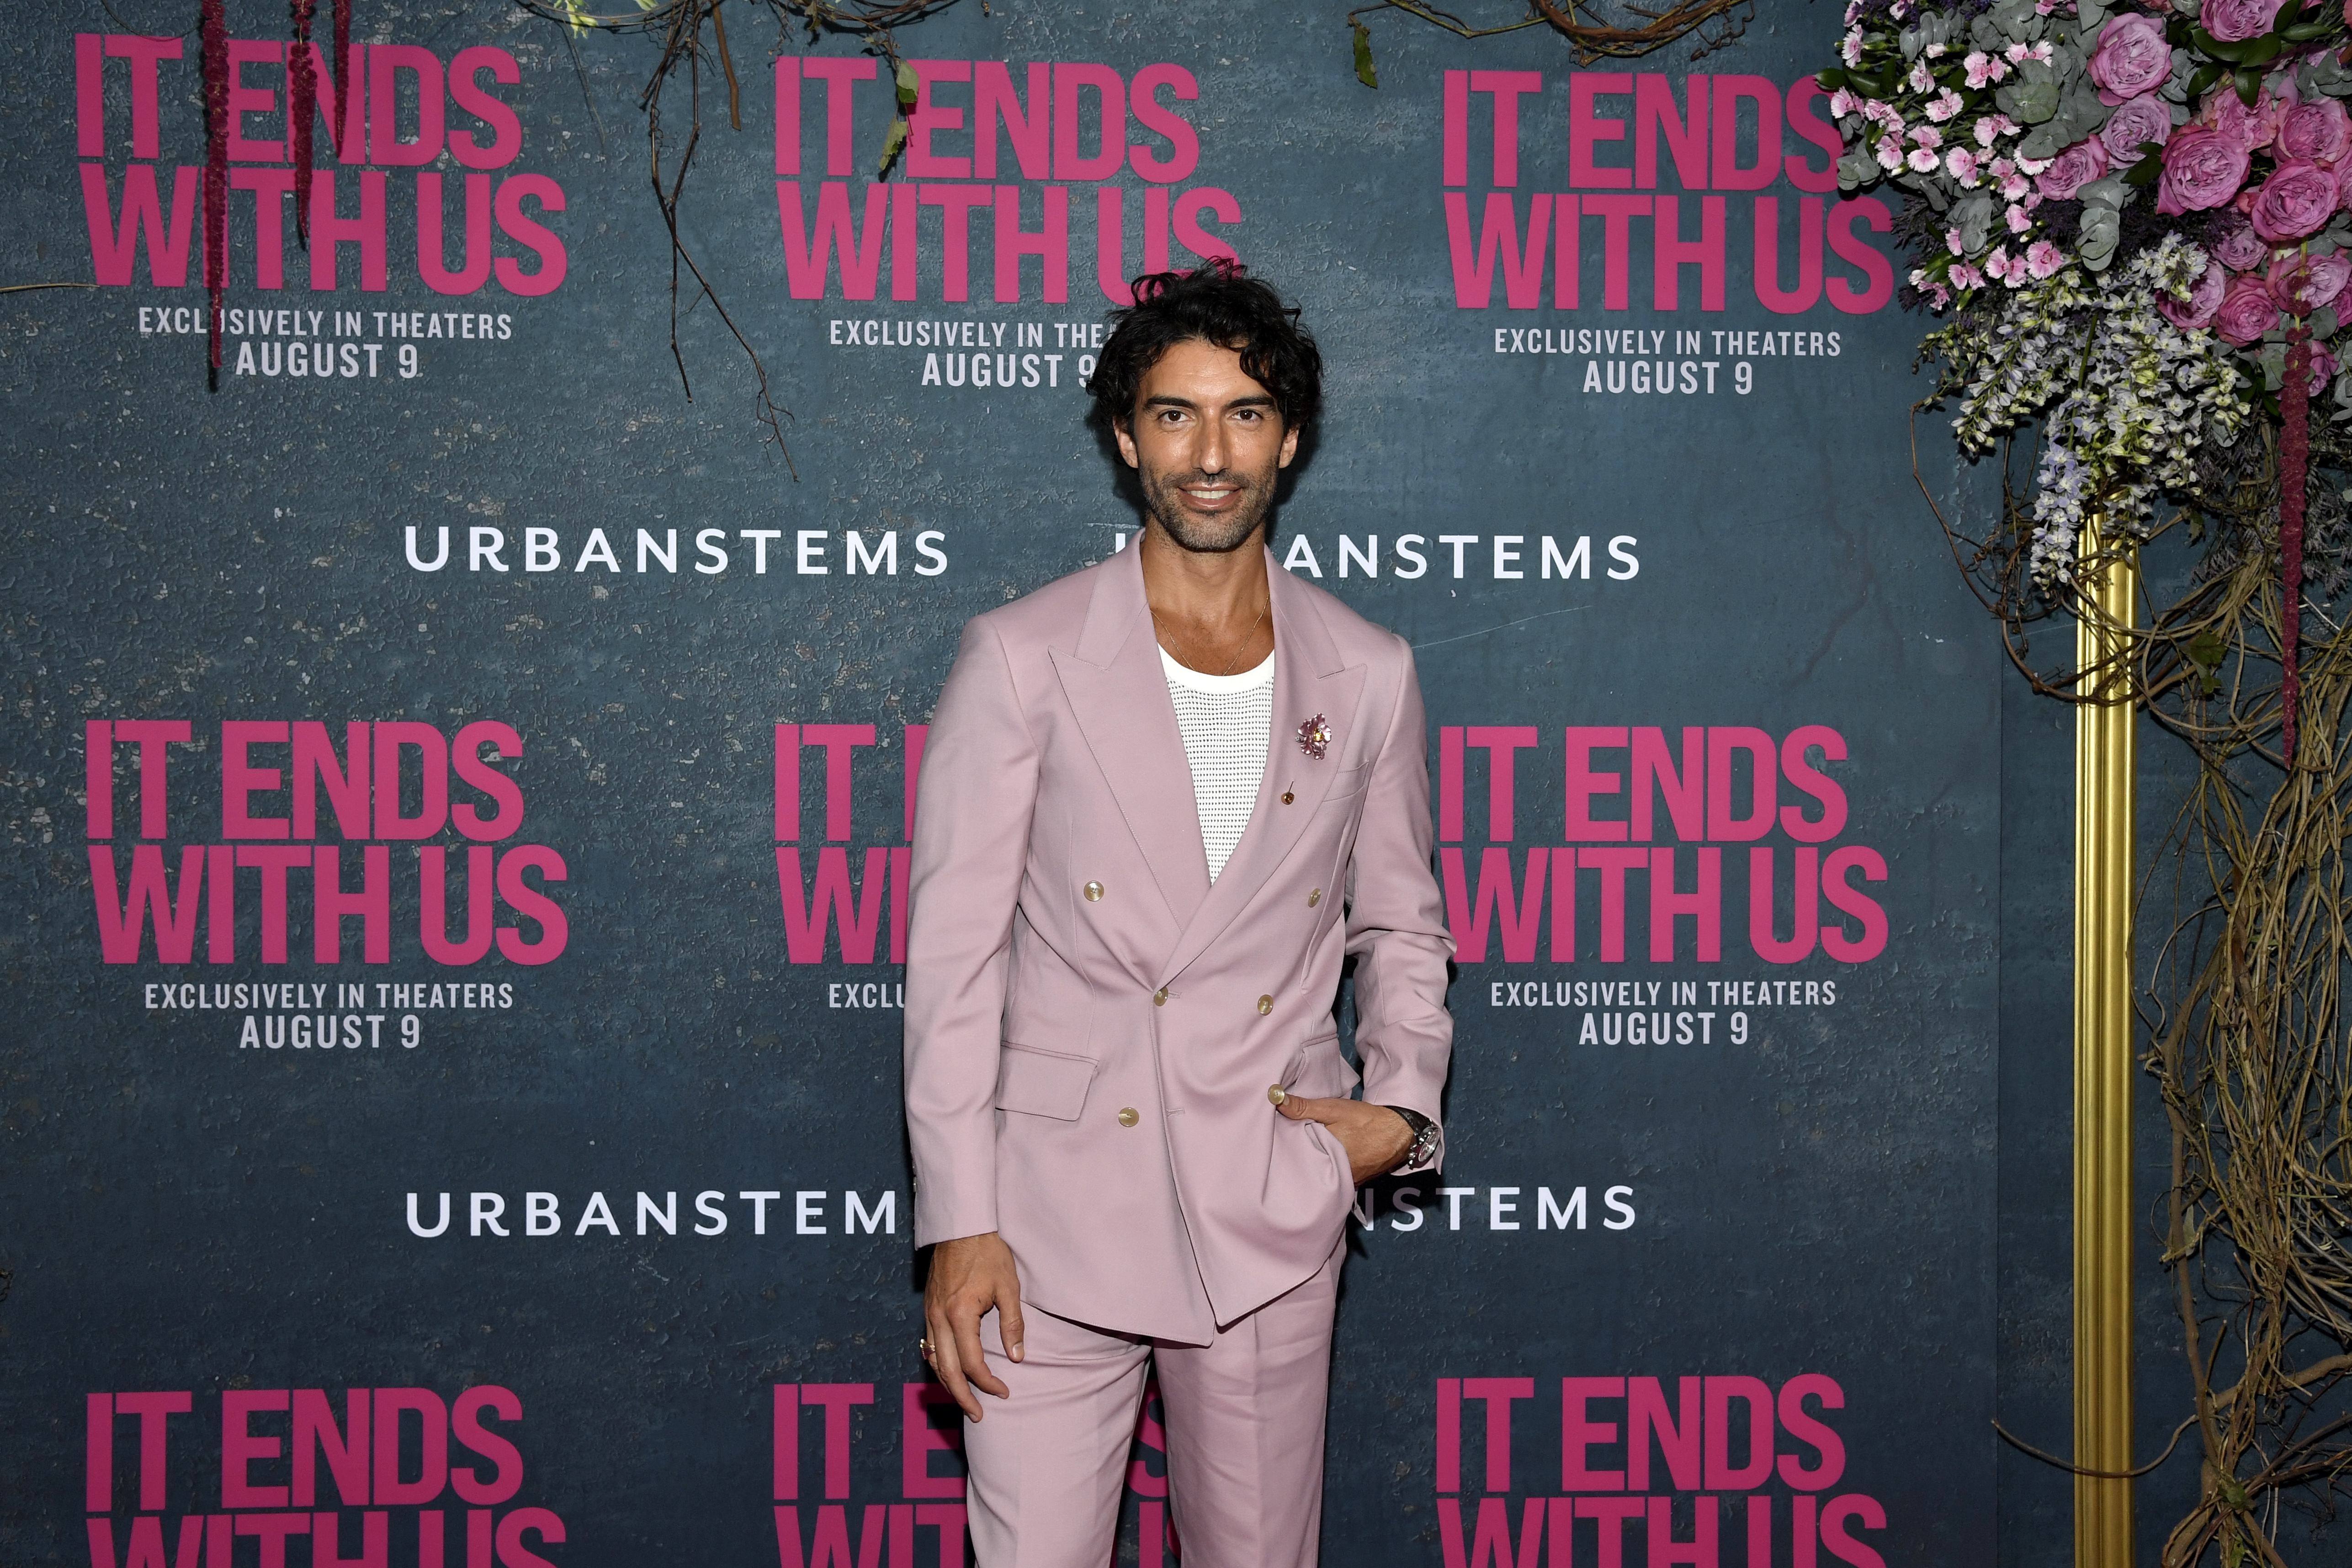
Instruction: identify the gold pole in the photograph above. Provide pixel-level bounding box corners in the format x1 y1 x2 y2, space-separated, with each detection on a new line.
2074 527 2137 1565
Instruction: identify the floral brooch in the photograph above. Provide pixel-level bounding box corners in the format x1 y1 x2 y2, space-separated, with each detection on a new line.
1297 714 1332 759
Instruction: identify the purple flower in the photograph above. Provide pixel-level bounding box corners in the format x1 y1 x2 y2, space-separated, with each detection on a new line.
2099 94 2175 165
2157 127 2253 215
2278 98 2352 165
2267 250 2352 313
2211 214 2269 270
2309 340 2340 395
2089 12 2173 105
2038 137 2112 200
2202 86 2285 153
2159 249 2228 328
2215 275 2283 344
2249 161 2340 241
2203 0 2284 41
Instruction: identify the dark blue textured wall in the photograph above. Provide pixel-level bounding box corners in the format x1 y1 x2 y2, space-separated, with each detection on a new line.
3 3 2033 1563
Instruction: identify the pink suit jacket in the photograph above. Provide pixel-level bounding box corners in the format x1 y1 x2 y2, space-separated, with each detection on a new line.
903 543 1453 1344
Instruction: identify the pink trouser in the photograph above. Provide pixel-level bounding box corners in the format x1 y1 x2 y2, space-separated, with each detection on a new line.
962 1246 1341 1568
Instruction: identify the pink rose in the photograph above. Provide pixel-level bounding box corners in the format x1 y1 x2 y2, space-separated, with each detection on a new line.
2158 127 2254 214
2159 250 2228 328
2202 0 2283 42
2278 98 2352 164
2215 275 2284 344
2038 137 2112 199
2267 249 2352 313
2249 161 2340 241
2202 86 2285 152
2090 13 2174 104
2099 94 2175 164
2210 214 2270 270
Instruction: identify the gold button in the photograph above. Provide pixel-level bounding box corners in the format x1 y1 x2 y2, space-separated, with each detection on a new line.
1281 790 1295 805
1083 880 1104 901
1118 1107 1140 1127
1307 888 1322 907
1257 994 1274 1015
1267 1084 1288 1106
1153 987 1168 1006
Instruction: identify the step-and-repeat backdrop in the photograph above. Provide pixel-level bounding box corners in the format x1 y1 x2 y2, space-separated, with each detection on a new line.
4 3 2002 1563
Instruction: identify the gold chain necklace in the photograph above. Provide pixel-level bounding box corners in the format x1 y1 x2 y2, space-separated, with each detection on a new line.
1153 602 1267 678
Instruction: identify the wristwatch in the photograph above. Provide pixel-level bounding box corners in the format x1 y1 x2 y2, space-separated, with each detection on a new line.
1384 1105 1440 1170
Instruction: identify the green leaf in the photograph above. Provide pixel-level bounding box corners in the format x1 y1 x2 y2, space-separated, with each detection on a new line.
2241 33 2285 65
878 115 908 174
895 61 919 107
2124 150 2165 185
2274 0 2304 32
2193 26 2251 60
2188 628 2227 669
2238 65 2264 106
1817 68 1849 90
2188 62 2226 99
1352 21 1377 89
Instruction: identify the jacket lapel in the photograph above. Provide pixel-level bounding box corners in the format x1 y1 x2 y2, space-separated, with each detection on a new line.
1049 548 1211 931
1157 551 1367 987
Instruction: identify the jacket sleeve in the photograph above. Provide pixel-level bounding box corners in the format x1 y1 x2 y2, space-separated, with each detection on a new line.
1343 638 1455 1173
903 614 1041 1246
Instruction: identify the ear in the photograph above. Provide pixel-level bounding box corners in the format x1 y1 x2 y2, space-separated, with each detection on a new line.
1277 422 1301 470
1114 417 1141 470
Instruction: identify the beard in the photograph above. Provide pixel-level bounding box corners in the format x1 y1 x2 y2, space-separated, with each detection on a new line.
1137 461 1280 554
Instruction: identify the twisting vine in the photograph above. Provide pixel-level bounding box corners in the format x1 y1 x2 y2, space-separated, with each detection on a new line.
1927 373 2352 1563
511 0 966 470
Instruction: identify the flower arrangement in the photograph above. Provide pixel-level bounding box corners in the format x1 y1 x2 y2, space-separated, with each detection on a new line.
1821 0 2352 759
1823 11 2352 1557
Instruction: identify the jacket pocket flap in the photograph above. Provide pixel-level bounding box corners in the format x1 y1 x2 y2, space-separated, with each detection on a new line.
995 1042 1096 1121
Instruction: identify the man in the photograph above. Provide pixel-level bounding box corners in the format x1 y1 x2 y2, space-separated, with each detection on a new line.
903 263 1453 1567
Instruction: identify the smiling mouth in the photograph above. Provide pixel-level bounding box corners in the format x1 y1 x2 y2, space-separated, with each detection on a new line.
1181 483 1242 507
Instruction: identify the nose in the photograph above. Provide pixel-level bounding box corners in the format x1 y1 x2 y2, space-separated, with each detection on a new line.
1195 414 1229 476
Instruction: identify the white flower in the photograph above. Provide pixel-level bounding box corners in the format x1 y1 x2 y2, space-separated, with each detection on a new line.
1831 87 1863 118
1842 29 1864 65
1964 51 2009 88
1877 134 1908 171
1948 148 1981 184
1908 60 1935 93
1927 88 1966 122
1908 145 1942 172
2015 154 2051 175
1975 115 2017 148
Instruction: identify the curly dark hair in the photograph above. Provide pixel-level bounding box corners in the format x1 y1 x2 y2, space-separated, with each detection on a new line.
1086 260 1322 433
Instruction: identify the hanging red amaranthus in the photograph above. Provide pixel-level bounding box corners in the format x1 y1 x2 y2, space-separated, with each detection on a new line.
334 0 353 160
289 0 318 246
201 0 227 373
2284 326 2310 767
